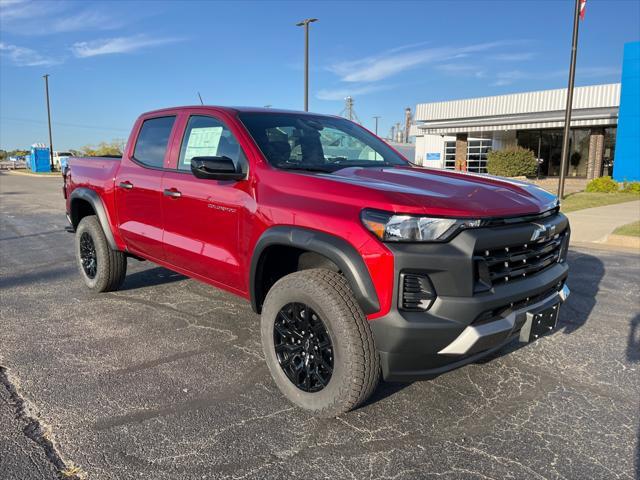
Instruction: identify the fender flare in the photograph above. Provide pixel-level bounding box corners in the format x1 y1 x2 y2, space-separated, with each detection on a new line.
69 187 118 250
250 226 380 315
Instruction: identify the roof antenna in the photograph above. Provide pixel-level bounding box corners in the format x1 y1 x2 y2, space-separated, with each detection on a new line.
197 92 204 105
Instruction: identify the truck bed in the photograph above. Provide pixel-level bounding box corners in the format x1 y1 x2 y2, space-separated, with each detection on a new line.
66 156 121 196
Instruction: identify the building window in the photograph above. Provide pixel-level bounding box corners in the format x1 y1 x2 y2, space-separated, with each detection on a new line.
517 127 613 178
603 127 616 177
444 141 456 170
444 139 492 173
569 129 590 177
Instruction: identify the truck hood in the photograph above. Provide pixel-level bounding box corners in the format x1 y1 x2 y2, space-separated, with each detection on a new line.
316 166 558 218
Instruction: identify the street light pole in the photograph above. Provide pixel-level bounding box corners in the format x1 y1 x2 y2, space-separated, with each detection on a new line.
373 115 381 136
296 18 317 112
558 0 582 199
43 74 54 171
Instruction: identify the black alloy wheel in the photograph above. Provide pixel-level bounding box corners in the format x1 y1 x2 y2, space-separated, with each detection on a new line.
273 302 333 392
79 232 97 279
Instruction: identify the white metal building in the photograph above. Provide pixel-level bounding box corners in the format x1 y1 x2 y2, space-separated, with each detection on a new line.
411 83 620 178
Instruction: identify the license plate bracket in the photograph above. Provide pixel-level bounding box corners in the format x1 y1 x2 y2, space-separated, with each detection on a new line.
519 303 560 343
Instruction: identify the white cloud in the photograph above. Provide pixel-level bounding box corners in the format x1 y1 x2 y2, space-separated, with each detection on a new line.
70 35 181 58
0 0 58 20
490 65 620 87
490 70 527 86
328 42 505 83
489 52 536 61
316 83 394 101
550 66 621 78
0 0 121 34
0 42 59 66
51 10 122 33
436 63 486 78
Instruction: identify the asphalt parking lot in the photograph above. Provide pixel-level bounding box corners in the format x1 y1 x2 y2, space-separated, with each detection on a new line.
1 171 639 480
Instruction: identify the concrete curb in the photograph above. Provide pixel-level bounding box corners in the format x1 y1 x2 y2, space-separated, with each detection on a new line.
606 234 640 251
570 240 640 254
2 170 61 178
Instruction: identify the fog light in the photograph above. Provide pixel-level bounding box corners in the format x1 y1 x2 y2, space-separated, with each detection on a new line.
399 273 436 311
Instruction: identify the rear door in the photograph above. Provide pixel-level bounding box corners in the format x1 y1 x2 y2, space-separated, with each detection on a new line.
115 115 177 260
161 113 251 293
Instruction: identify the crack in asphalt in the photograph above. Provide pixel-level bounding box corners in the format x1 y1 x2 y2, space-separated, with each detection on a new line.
0 366 86 480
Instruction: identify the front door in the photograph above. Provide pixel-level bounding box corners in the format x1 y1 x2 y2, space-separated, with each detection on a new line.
161 114 251 293
115 115 176 260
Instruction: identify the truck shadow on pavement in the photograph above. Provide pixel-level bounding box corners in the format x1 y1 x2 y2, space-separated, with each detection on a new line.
0 264 75 289
558 249 605 335
119 266 187 291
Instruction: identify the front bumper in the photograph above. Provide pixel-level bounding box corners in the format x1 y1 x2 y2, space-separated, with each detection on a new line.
370 212 570 382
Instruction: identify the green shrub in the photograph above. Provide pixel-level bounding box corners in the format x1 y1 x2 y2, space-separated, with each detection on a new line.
486 147 537 177
585 176 619 193
622 181 640 194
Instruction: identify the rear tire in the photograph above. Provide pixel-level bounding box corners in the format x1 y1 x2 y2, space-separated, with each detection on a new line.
75 215 127 292
261 269 380 417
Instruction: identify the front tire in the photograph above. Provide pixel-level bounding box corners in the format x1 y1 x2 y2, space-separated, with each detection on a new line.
74 215 127 292
261 269 380 417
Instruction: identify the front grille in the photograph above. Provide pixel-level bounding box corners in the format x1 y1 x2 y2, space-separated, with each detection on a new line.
399 273 435 311
476 231 567 287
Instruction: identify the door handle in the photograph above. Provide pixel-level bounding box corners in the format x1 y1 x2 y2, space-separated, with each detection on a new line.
118 181 133 190
163 188 182 198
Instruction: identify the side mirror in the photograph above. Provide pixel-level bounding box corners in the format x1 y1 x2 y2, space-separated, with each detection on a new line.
190 156 245 181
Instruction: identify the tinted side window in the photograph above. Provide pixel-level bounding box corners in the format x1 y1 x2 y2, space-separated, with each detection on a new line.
133 116 176 168
178 115 247 173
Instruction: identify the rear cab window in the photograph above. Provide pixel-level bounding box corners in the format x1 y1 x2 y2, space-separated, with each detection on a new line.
133 116 176 168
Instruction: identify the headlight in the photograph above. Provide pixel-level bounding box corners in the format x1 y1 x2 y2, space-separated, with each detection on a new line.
361 209 482 242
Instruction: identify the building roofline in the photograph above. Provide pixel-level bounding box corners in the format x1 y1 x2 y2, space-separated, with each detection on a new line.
416 83 621 108
414 83 621 125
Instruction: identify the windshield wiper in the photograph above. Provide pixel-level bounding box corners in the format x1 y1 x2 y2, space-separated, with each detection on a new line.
275 163 333 173
332 160 397 168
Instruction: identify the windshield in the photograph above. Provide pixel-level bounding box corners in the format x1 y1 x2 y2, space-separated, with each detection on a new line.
238 112 408 173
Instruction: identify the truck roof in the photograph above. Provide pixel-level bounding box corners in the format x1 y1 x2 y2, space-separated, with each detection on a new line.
140 105 339 117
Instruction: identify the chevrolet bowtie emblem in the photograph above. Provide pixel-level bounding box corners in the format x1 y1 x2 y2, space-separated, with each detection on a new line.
530 222 556 242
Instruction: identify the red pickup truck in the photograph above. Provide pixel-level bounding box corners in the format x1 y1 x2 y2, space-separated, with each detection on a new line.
63 106 570 416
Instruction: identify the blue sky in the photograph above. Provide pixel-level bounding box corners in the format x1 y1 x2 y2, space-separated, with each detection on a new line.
0 0 638 150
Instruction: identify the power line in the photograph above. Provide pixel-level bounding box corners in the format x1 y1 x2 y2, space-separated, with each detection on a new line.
0 116 130 132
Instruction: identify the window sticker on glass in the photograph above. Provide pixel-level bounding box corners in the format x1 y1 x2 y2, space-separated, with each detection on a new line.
182 126 223 166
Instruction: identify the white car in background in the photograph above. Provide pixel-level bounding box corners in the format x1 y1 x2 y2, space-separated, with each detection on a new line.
53 151 73 169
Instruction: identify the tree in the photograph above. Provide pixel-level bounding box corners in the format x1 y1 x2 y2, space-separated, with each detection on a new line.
0 149 29 160
80 139 125 157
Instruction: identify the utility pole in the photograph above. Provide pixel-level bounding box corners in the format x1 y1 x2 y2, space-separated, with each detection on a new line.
558 0 583 199
43 74 54 171
296 18 318 112
373 115 381 136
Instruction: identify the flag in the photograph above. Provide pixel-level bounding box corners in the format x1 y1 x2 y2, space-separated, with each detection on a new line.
579 0 587 20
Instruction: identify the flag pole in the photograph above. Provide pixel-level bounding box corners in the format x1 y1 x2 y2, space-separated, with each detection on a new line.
558 0 582 199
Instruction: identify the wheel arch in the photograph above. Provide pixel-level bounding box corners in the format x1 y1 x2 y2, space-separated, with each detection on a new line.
250 226 380 315
69 188 118 250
